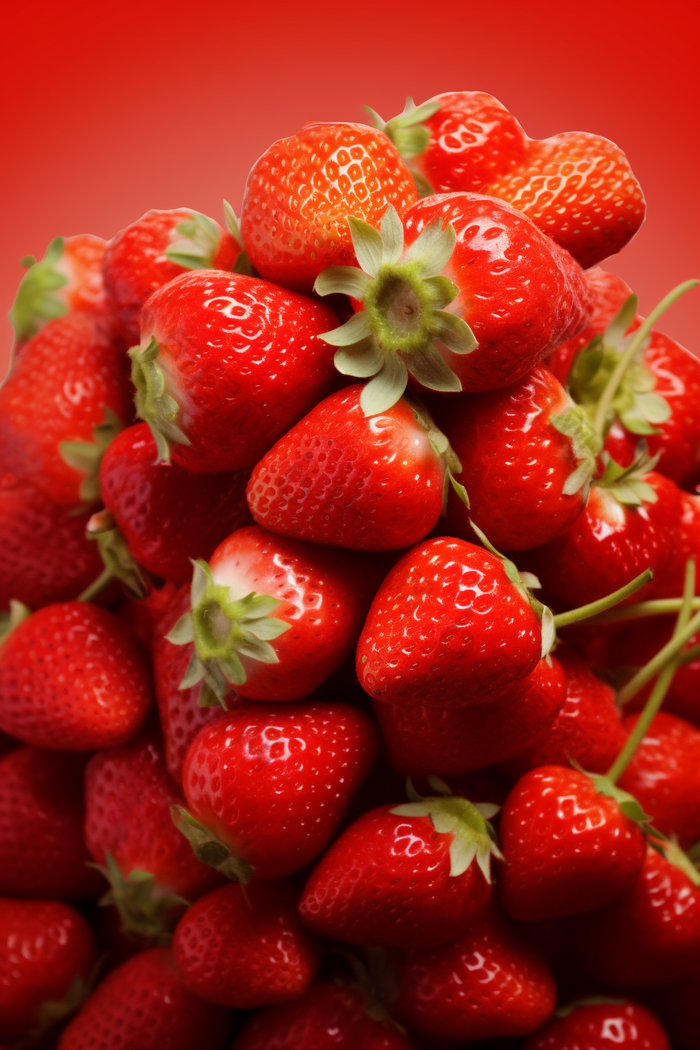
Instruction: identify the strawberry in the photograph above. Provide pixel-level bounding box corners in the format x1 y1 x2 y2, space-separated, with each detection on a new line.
393 905 557 1040
240 122 418 293
165 525 376 705
439 363 598 550
56 946 230 1050
128 270 340 471
232 981 415 1050
499 765 646 921
0 746 103 900
0 601 152 750
0 312 131 508
0 898 96 1044
373 655 565 777
103 207 241 344
372 92 645 267
314 194 590 415
653 491 700 599
99 423 251 582
298 783 500 948
85 730 222 940
176 700 378 881
522 999 670 1050
546 267 632 383
247 385 467 550
173 880 319 1007
116 579 180 650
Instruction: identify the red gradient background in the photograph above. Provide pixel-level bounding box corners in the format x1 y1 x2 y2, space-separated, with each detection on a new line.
1 0 698 373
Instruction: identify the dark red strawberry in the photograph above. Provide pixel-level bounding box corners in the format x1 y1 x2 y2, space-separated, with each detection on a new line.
522 999 670 1050
56 947 230 1050
116 579 180 650
99 423 251 582
232 982 415 1050
646 965 700 1050
0 898 95 1044
177 700 378 881
0 601 152 750
373 655 565 776
173 880 319 1007
247 386 466 550
240 122 417 293
393 905 556 1040
0 747 103 900
103 207 241 344
129 269 340 471
499 765 646 921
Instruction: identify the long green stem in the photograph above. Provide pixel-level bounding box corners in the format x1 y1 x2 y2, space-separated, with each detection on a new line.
584 597 700 625
78 568 114 603
552 570 652 629
617 607 700 705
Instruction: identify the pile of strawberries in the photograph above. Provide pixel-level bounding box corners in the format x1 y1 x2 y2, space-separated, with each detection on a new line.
1 90 699 1050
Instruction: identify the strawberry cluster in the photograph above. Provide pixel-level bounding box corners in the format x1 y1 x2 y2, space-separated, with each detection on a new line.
0 91 698 1050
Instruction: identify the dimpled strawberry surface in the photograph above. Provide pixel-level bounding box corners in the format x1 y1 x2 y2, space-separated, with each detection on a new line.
0 88 697 1050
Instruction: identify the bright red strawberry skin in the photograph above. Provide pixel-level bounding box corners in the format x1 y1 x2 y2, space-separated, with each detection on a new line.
104 208 239 344
0 747 103 900
99 423 251 582
247 386 446 550
241 122 418 293
357 537 541 708
402 193 591 392
136 270 341 472
0 602 152 750
0 899 95 1043
439 364 590 550
499 766 646 921
299 803 491 948
173 881 319 1008
546 267 632 383
394 908 556 1041
522 1000 670 1050
654 492 700 599
56 947 230 1050
182 701 378 879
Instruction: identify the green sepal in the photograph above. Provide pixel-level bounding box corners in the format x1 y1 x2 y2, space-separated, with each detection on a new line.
407 396 470 512
171 805 254 883
555 997 627 1020
549 404 601 497
9 236 68 341
129 336 189 463
0 599 32 644
86 509 149 599
223 199 257 276
59 406 124 507
92 852 189 943
365 96 441 160
165 209 223 270
660 838 700 887
595 443 661 508
583 767 660 839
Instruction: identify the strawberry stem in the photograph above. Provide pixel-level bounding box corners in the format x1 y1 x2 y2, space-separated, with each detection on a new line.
552 569 652 628
580 597 700 625
77 567 114 603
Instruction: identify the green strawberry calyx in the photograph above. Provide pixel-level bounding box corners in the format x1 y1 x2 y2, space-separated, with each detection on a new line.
365 97 440 197
166 558 291 709
171 805 254 883
314 204 477 417
9 236 69 341
0 599 32 644
59 406 124 507
164 210 226 270
91 851 189 942
223 199 257 276
593 443 661 508
661 837 700 887
84 509 150 600
555 997 627 1020
407 396 470 511
391 776 502 881
549 403 601 497
129 335 190 463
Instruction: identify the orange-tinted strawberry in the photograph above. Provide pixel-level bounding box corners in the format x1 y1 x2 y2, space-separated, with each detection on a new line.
522 999 670 1050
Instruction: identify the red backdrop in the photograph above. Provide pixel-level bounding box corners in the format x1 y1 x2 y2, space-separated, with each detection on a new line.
1 0 698 373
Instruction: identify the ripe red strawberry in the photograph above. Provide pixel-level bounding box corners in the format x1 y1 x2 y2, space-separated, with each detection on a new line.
373 655 565 777
373 92 645 267
299 786 499 948
546 267 632 383
232 982 415 1050
564 842 700 987
0 747 103 900
116 579 180 650
0 312 131 507
357 536 543 708
57 947 230 1050
393 906 557 1040
652 491 700 599
0 898 95 1044
173 880 319 1007
499 765 646 921
240 122 418 293
177 700 378 881
439 363 597 550
129 270 340 471
99 423 251 582
103 207 241 344
166 525 376 705
522 999 670 1050
85 730 222 940
0 601 152 750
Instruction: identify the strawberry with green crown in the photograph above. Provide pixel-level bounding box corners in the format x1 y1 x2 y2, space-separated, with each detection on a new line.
522 999 670 1050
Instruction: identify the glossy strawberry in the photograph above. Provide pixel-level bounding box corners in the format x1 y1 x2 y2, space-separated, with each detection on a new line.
99 423 251 582
499 766 646 921
57 947 230 1050
177 700 378 881
0 601 152 750
393 906 556 1040
173 880 319 1007
0 747 103 900
0 899 95 1043
653 491 700 599
522 999 670 1050
104 207 240 344
546 268 632 383
129 269 340 471
241 121 417 293
357 536 542 708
